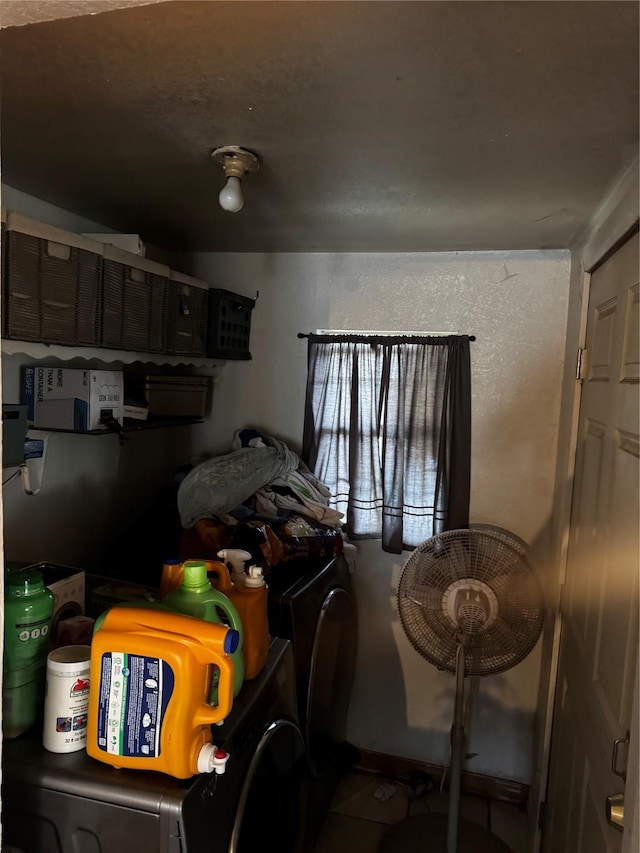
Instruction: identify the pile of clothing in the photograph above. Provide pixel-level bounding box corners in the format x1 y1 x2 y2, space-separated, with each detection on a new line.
177 429 344 568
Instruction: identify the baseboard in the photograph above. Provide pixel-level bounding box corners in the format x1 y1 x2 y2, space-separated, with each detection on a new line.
354 748 530 806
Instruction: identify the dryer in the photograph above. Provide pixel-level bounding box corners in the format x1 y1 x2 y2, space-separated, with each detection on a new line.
1 638 305 853
267 553 358 846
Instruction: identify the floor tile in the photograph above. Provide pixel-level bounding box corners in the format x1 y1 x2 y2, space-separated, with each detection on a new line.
421 791 490 828
490 800 531 853
318 771 531 853
329 771 409 824
330 771 378 810
313 813 388 853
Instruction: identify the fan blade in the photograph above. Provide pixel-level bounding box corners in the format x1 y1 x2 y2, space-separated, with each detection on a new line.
397 527 544 676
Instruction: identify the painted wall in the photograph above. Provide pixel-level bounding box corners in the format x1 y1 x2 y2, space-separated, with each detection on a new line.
184 249 571 783
1 185 116 236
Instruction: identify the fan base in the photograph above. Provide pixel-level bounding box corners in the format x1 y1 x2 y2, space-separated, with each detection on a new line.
377 813 514 853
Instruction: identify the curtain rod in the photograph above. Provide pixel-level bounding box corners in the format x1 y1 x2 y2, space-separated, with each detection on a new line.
297 332 476 341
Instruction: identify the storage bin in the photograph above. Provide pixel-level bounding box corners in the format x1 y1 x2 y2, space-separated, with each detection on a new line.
144 375 209 418
166 270 208 357
207 289 255 360
2 212 103 346
101 245 169 353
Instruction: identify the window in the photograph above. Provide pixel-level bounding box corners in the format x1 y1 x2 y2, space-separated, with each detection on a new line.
302 334 472 554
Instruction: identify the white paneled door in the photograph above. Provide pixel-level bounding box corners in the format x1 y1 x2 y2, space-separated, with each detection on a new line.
545 230 639 852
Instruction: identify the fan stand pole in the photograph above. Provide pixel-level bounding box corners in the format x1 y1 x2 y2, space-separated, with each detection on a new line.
447 639 467 853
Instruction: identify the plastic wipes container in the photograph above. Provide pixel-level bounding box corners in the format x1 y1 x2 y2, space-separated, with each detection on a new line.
87 605 239 779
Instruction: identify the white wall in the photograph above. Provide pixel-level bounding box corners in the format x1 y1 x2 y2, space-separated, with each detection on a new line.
1 185 116 236
185 249 571 784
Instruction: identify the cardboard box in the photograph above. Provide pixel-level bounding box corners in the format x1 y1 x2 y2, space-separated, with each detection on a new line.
87 580 160 619
21 367 124 431
47 567 86 649
40 563 86 621
55 615 95 647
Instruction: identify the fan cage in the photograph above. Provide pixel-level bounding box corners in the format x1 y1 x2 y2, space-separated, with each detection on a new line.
397 528 544 676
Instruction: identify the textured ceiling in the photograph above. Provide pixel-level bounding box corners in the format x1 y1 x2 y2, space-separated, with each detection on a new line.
0 1 638 252
0 0 164 28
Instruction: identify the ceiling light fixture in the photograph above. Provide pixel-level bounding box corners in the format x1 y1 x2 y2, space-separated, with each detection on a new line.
211 145 260 213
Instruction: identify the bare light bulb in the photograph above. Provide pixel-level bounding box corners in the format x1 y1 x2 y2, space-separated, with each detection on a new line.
219 175 244 213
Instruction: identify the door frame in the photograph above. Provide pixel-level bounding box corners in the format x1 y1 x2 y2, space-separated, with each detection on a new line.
532 155 639 853
530 264 591 853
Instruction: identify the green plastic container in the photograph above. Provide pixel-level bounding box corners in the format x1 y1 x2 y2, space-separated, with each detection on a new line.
3 567 55 739
163 561 245 697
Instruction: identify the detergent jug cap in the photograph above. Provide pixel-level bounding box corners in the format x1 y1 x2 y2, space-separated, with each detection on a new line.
245 565 265 588
224 628 240 655
6 567 46 596
181 561 210 590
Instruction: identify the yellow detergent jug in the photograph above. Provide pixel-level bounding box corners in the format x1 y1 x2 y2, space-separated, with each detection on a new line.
87 605 239 779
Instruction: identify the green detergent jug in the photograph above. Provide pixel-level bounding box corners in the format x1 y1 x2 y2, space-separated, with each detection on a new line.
163 561 245 697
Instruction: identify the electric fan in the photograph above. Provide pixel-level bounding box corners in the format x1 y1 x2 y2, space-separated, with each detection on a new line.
378 526 544 853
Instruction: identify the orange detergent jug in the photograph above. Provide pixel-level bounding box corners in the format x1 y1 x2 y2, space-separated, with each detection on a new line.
87 605 238 779
213 550 270 681
160 558 184 599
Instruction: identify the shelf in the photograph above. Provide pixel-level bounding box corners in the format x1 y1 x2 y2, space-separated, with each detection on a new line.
1 339 226 374
25 416 205 436
122 416 204 432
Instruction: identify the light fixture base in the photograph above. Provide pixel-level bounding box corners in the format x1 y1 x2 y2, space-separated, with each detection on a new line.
211 146 260 179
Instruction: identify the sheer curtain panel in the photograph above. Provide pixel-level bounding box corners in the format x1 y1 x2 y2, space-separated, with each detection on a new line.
302 334 471 553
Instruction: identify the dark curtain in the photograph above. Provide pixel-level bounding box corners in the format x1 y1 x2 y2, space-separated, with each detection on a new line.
302 334 471 553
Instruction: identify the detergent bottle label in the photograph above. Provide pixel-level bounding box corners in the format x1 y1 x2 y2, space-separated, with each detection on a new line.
96 652 174 758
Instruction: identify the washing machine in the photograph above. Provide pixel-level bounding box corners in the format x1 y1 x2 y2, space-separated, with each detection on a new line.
267 553 358 846
1 637 306 853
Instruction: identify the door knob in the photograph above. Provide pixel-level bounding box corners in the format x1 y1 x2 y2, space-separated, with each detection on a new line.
605 793 624 831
